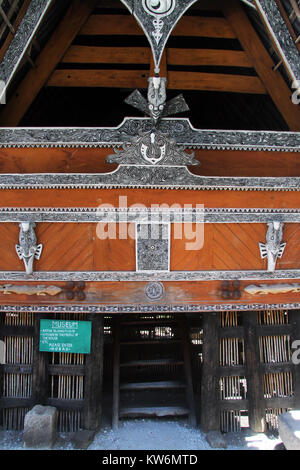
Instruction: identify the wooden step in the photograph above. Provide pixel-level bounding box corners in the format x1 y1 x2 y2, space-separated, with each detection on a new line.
120 381 186 391
120 359 184 368
119 406 190 418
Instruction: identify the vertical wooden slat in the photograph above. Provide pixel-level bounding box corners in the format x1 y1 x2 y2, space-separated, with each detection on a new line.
243 312 266 433
201 312 220 432
290 310 300 409
83 313 104 431
32 313 48 405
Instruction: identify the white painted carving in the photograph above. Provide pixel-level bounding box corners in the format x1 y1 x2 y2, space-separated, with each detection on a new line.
0 284 62 296
143 0 176 17
259 222 286 272
244 283 300 295
15 222 43 275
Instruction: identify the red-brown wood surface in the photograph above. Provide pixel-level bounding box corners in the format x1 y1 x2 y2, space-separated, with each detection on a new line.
0 188 299 209
1 148 300 177
0 280 300 308
0 222 299 272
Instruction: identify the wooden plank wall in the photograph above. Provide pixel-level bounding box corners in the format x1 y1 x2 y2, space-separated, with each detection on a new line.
0 311 104 432
201 309 298 433
0 222 299 273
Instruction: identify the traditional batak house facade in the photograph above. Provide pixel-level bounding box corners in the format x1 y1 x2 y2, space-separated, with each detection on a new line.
0 0 300 436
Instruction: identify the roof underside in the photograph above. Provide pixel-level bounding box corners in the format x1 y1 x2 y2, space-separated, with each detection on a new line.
0 0 299 131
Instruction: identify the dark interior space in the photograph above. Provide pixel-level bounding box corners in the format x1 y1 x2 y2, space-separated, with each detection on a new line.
19 86 289 131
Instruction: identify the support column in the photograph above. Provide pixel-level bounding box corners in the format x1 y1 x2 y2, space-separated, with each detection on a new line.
0 313 4 410
83 313 104 431
32 312 48 405
243 312 266 433
290 310 300 409
201 312 220 432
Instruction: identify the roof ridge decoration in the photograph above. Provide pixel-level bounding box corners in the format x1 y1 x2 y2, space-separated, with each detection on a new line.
253 0 300 91
120 0 197 74
0 0 53 104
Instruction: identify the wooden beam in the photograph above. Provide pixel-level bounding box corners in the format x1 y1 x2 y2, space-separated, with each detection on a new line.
0 0 98 127
62 46 252 68
46 69 150 89
223 0 300 131
167 48 253 68
47 68 266 94
80 15 236 39
168 71 266 94
62 46 151 64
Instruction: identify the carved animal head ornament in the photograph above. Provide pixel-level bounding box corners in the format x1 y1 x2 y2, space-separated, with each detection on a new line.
259 221 286 272
15 222 43 275
147 76 167 123
125 76 189 125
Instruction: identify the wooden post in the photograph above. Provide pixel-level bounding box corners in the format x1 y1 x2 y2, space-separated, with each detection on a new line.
32 313 48 405
0 312 4 410
201 312 220 432
83 313 104 431
243 312 266 433
290 310 300 409
112 315 120 430
179 315 197 427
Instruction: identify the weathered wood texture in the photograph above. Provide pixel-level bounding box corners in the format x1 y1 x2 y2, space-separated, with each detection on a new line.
1 280 300 311
201 313 220 431
243 312 266 432
83 313 104 430
32 313 48 404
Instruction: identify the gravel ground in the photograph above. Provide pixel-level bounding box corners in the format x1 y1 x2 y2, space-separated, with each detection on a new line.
0 418 283 451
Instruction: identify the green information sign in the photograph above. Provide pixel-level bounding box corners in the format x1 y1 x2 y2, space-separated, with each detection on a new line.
39 319 92 354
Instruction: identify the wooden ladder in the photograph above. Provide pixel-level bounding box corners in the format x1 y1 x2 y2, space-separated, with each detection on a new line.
112 314 196 430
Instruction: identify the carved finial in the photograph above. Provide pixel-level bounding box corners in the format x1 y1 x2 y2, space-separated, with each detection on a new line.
15 222 43 275
259 222 286 272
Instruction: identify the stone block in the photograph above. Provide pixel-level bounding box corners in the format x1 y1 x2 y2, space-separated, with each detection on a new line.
71 430 96 449
205 431 227 449
23 405 57 449
278 410 300 451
